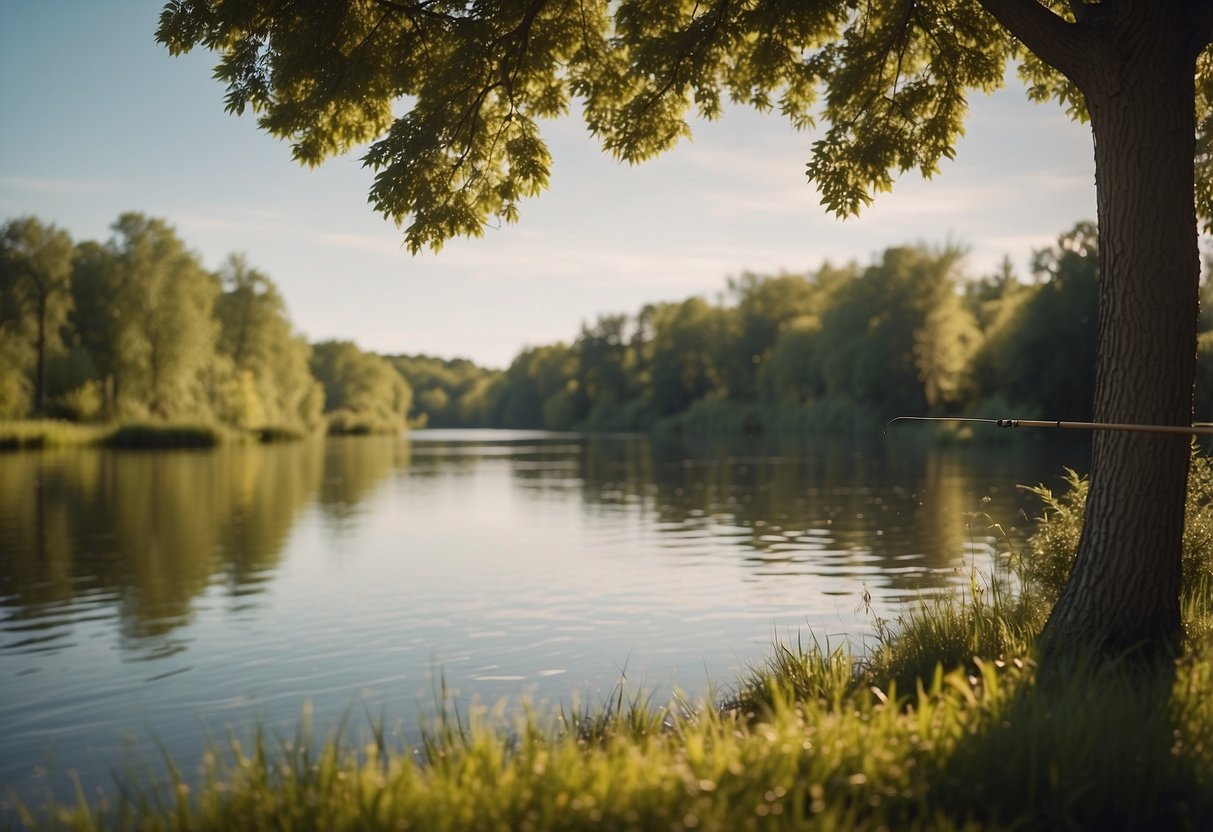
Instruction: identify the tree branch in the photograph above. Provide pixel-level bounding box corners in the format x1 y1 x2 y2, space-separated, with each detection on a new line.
367 0 453 23
976 0 1092 84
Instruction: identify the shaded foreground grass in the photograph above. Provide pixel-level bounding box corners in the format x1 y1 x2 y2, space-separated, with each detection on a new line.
10 456 1213 830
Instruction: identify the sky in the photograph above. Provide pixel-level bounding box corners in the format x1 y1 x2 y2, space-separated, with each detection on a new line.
1 1 1098 369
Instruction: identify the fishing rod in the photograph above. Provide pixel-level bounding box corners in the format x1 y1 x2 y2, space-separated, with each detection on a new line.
883 416 1213 436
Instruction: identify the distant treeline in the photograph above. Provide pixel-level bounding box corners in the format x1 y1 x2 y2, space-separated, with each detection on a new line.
463 221 1213 435
0 213 408 435
4 215 1211 436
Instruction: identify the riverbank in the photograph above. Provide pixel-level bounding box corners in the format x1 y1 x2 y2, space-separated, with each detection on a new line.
11 455 1213 830
0 420 317 450
15 585 1211 830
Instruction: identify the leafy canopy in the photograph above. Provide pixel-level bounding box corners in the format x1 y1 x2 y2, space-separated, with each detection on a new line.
158 1 1213 253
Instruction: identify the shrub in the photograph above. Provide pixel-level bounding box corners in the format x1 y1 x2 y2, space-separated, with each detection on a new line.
1020 447 1213 605
58 380 105 422
105 422 225 449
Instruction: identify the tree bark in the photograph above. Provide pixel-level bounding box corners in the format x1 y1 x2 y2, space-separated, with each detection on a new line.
1038 6 1201 663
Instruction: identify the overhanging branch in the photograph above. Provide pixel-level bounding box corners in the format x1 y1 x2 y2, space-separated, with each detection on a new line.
976 0 1092 85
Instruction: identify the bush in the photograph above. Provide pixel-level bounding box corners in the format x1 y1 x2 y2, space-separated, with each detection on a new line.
325 408 403 436
0 419 103 449
105 422 225 449
57 381 105 422
1021 447 1213 606
257 424 312 443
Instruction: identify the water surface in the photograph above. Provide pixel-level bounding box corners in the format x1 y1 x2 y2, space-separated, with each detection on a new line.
0 430 1087 807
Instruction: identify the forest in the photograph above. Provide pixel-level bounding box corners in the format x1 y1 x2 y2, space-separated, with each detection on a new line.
414 220 1213 435
0 214 407 436
3 213 1211 437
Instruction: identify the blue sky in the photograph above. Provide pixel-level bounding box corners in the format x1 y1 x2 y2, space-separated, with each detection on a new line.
1 1 1098 368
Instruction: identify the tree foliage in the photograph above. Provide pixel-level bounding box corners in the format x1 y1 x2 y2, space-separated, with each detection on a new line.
969 222 1098 420
105 213 220 419
311 340 412 434
642 297 726 418
214 255 324 431
433 225 1155 435
9 211 1205 437
0 217 75 415
0 213 362 434
389 353 501 427
158 0 1136 252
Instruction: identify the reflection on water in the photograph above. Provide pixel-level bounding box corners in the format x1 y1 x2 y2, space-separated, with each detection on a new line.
0 431 1087 809
0 443 326 649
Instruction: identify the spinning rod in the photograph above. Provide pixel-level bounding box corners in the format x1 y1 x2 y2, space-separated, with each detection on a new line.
883 416 1213 436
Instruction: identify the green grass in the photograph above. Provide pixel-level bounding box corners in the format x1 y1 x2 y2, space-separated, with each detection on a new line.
11 454 1213 830
0 420 108 450
0 420 321 451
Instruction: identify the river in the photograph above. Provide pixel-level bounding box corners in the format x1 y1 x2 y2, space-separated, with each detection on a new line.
0 429 1087 810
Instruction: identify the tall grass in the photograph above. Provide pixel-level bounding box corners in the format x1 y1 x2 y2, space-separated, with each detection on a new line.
0 420 107 450
0 420 321 451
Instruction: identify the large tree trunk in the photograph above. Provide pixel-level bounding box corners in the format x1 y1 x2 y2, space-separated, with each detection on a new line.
1038 10 1201 663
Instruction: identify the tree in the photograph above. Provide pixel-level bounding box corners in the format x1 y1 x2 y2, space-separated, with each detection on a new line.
159 1 1213 662
214 254 323 431
70 240 123 416
969 222 1099 419
0 217 75 415
487 342 578 429
310 340 411 433
106 213 219 418
812 245 976 415
389 354 500 428
761 263 853 407
717 274 820 402
574 313 639 426
643 298 726 418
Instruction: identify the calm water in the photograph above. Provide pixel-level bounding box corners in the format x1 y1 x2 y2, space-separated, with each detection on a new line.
0 430 1087 807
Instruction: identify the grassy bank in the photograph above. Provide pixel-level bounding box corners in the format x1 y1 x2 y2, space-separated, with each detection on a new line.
19 594 1210 830
650 398 1046 444
0 420 109 450
11 455 1213 830
0 420 320 450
